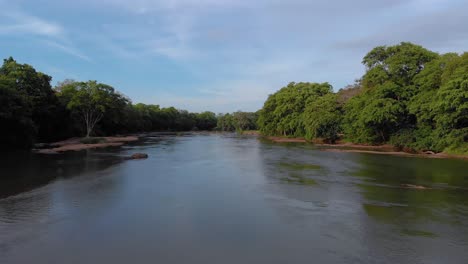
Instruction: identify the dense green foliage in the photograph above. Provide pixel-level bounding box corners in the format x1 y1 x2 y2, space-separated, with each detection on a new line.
258 43 468 154
0 57 65 148
0 58 219 148
57 80 130 137
257 82 332 137
216 111 259 132
2 42 467 155
303 93 343 143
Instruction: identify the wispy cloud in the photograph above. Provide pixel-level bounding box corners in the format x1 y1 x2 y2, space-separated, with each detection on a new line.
0 9 63 37
42 40 92 62
2 0 468 112
0 2 91 62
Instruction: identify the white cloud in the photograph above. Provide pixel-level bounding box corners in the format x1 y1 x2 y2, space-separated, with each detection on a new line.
42 40 92 62
95 0 245 13
0 10 63 37
3 0 468 112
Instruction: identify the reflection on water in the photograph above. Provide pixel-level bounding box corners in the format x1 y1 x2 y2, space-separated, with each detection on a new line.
354 155 468 225
1 134 468 264
281 173 318 186
0 150 122 199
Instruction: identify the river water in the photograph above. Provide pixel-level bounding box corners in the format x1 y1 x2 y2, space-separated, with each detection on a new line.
1 133 468 264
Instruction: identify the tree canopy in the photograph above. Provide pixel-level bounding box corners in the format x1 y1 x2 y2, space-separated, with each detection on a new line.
0 58 220 147
257 82 332 137
0 57 62 147
1 42 467 154
257 42 468 154
217 111 259 132
57 80 129 137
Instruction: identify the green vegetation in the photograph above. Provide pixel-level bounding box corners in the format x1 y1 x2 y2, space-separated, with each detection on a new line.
216 111 259 132
258 82 332 137
1 42 466 154
0 58 218 148
258 42 468 154
278 162 321 170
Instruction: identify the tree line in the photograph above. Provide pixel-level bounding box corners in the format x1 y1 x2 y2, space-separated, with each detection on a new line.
258 42 467 154
0 57 257 148
2 42 466 154
216 111 259 132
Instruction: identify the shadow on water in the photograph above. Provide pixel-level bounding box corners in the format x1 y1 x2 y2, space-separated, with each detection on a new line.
0 135 177 199
0 148 130 199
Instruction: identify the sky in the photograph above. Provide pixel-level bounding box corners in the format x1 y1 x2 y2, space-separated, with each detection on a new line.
1 0 467 112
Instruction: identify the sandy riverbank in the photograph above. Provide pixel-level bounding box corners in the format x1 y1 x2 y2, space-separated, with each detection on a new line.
35 136 139 154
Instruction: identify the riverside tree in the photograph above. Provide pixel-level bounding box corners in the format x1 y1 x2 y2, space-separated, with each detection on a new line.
58 80 129 137
257 82 332 137
256 42 467 154
2 41 466 154
302 93 343 143
343 42 439 143
0 57 62 147
216 111 259 132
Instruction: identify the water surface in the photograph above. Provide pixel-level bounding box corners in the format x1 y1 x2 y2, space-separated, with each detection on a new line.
1 134 468 264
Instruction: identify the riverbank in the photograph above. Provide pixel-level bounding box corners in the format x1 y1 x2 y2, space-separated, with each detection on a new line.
240 130 261 136
265 136 468 160
34 136 139 154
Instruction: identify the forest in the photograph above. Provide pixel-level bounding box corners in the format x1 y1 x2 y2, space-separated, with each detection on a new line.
1 42 467 154
258 42 467 155
0 57 256 148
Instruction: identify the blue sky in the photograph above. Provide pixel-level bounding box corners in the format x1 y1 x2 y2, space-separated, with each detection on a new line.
1 0 467 112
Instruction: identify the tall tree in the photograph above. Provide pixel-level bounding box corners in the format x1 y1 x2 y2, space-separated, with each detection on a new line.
58 81 126 137
257 82 333 136
0 57 62 145
344 42 439 143
303 93 342 143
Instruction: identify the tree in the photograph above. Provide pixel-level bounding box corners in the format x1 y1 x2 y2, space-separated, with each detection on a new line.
303 93 342 143
217 113 235 131
196 111 217 130
257 82 333 136
0 57 66 145
58 80 125 137
431 53 468 153
362 42 438 87
343 42 439 144
0 75 36 148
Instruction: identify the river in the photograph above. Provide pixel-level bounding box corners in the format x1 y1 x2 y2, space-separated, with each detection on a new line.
1 133 468 264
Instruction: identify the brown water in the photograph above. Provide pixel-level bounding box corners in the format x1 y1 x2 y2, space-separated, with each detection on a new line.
1 133 468 264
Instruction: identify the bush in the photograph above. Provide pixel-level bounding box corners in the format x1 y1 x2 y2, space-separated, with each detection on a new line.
389 129 416 151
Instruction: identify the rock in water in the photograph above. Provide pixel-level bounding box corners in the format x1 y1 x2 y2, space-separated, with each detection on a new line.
127 153 148 160
131 153 148 159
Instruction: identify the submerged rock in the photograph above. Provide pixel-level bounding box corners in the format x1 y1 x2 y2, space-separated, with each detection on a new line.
400 184 429 190
126 153 148 160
